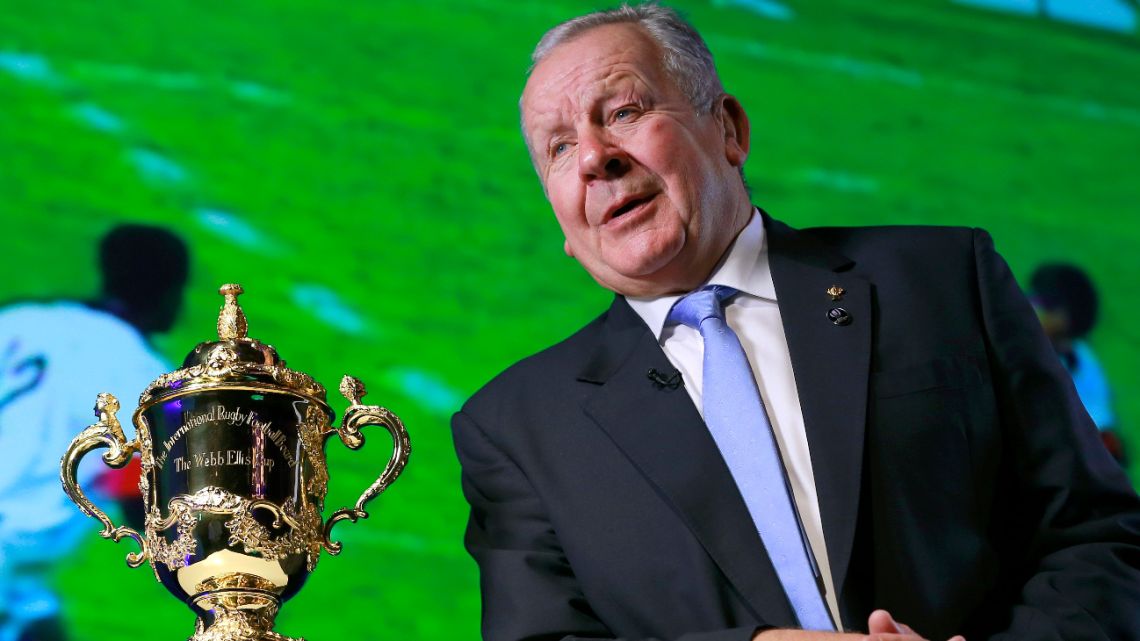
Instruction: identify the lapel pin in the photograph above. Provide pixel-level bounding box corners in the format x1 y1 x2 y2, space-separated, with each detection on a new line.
647 368 683 390
827 307 852 326
826 285 845 301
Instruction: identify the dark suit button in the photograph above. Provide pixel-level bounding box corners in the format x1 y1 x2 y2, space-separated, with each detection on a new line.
827 307 852 326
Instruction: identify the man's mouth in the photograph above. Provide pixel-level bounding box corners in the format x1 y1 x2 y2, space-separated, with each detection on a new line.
609 194 655 221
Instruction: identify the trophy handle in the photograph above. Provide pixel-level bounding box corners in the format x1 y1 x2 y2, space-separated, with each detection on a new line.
322 375 410 555
59 392 149 567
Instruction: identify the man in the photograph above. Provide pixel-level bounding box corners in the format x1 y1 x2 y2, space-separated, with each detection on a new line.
0 224 188 641
1028 262 1125 464
451 5 1140 641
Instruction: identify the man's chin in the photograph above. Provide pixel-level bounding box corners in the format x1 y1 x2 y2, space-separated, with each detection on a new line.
591 263 697 298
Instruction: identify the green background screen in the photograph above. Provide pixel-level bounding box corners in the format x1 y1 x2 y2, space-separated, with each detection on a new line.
1 0 1137 639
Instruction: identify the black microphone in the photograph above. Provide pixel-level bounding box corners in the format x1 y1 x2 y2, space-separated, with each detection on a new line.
646 368 682 390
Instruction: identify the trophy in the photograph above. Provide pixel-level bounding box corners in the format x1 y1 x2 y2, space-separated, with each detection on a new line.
60 284 410 640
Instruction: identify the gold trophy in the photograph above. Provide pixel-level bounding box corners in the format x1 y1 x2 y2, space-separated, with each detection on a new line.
60 284 410 640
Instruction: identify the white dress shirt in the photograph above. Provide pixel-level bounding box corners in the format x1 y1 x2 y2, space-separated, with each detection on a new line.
627 210 841 628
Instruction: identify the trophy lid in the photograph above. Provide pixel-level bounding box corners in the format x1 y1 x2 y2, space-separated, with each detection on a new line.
136 284 330 414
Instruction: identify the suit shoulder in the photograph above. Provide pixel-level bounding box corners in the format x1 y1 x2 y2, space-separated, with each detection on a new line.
800 223 979 248
797 224 993 269
459 306 610 419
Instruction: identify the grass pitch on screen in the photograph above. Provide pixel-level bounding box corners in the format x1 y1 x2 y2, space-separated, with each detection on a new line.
0 1 1136 639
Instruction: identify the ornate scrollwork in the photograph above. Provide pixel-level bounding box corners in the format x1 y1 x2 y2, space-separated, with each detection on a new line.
136 414 155 493
190 612 302 641
139 361 327 409
225 497 323 572
189 585 303 641
134 414 161 579
147 487 323 572
297 401 330 505
205 345 239 377
322 376 411 555
60 393 149 567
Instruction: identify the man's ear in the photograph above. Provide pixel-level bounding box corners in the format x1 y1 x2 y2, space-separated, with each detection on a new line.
717 94 750 168
563 238 575 257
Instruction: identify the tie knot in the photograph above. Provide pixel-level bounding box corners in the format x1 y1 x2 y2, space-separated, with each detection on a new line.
668 285 738 329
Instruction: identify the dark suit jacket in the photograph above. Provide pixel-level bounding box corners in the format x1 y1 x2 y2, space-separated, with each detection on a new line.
452 215 1140 641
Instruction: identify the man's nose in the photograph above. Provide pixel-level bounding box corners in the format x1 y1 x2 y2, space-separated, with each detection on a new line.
577 129 629 181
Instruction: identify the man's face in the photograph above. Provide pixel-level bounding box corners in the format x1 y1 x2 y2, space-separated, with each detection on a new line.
521 23 751 297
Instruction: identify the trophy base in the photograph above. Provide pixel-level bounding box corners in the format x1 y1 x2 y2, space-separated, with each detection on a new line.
188 573 303 641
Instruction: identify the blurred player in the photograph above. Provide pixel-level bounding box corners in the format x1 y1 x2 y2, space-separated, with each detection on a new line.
1030 262 1125 464
0 224 188 641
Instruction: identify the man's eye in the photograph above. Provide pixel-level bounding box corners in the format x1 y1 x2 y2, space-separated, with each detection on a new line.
615 107 635 121
553 142 569 156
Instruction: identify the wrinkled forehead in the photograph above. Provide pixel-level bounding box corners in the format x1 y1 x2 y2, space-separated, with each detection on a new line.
523 63 649 130
520 24 667 138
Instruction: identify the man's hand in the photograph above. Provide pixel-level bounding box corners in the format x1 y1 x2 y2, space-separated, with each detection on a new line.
752 630 870 640
866 609 964 641
752 610 965 641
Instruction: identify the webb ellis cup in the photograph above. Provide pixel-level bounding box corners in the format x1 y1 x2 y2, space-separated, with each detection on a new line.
60 284 411 640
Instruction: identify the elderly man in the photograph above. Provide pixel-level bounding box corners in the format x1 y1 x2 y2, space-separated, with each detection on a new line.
451 4 1140 641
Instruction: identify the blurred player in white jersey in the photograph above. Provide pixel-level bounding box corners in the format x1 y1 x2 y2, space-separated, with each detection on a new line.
0 225 188 641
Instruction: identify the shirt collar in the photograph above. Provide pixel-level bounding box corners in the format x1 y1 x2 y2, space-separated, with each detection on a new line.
627 208 776 340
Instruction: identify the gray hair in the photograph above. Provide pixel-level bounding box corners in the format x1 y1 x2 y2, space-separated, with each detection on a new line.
528 2 724 114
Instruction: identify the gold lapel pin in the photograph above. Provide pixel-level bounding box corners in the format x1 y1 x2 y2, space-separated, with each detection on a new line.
826 285 845 301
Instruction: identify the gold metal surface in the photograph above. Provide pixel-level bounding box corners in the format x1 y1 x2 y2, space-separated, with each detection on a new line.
190 577 300 641
196 572 279 593
826 285 845 301
138 363 329 414
217 283 249 340
138 284 330 413
59 393 149 567
60 284 411 640
323 376 411 555
144 486 323 572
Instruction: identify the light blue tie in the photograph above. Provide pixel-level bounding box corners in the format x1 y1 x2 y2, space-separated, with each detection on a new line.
668 285 833 631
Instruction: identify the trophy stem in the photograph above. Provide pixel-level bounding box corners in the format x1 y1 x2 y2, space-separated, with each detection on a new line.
189 573 303 641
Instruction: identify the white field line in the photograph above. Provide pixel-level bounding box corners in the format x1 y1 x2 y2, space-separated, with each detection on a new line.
69 60 290 105
290 283 368 335
954 0 1137 33
69 102 125 133
799 168 880 193
70 60 290 105
0 50 289 106
709 35 1140 129
383 367 465 415
0 51 289 106
193 207 281 255
712 0 795 21
4 51 290 268
126 147 189 184
0 52 61 86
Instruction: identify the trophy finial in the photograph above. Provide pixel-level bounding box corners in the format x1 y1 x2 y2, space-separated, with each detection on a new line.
217 283 248 340
340 375 367 406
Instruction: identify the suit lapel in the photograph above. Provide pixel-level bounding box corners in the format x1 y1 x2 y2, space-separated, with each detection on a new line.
578 297 798 628
574 213 873 627
765 215 870 615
